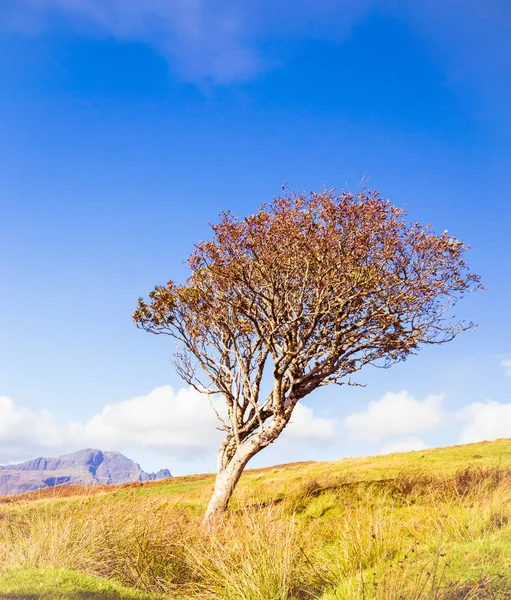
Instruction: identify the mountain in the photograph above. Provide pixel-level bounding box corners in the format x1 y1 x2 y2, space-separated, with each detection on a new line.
0 449 172 496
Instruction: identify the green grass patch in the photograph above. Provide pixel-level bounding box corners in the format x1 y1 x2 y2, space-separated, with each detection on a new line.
0 568 163 599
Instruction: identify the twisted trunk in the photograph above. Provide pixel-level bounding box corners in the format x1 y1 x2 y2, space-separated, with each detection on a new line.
202 414 293 526
203 441 258 525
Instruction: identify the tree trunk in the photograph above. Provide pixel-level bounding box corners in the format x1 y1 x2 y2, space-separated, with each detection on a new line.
202 415 294 526
203 442 257 526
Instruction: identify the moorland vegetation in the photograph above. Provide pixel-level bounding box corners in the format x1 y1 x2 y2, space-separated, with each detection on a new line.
0 439 510 599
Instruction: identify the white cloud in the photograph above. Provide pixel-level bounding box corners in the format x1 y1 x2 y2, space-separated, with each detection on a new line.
0 386 223 464
0 395 78 461
78 386 224 458
459 400 511 444
282 403 338 445
500 359 511 376
344 391 445 443
0 387 339 466
379 437 429 455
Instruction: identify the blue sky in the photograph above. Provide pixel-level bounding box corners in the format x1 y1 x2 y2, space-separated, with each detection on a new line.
1 0 510 474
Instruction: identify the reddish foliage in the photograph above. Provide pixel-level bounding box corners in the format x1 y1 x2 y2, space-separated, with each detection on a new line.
134 189 481 511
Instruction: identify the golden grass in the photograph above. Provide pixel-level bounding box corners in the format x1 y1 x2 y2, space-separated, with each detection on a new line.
0 439 510 599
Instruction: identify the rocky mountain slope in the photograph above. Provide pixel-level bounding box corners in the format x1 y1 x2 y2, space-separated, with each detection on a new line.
0 449 171 495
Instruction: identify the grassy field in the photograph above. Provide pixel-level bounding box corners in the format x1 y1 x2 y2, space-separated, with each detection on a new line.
0 439 510 599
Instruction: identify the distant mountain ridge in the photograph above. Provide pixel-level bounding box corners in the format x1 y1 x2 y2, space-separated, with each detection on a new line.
0 449 171 496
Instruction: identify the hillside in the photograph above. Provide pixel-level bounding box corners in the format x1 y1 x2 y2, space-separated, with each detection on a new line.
0 448 171 495
0 438 510 599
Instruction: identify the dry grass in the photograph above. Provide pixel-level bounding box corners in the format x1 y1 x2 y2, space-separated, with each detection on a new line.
0 441 510 599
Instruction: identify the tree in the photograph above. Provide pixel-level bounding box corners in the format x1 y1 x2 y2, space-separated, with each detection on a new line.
133 189 482 524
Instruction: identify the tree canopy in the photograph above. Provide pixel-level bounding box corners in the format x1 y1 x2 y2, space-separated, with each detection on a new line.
134 189 482 521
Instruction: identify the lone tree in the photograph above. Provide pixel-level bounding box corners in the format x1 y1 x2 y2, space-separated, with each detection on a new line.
134 189 481 523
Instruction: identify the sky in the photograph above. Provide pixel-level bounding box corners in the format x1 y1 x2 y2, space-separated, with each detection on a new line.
1 0 510 475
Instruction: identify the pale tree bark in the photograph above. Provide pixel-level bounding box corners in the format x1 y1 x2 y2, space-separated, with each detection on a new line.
203 415 291 526
204 443 256 524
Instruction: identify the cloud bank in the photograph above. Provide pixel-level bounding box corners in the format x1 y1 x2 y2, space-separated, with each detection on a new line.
0 386 337 465
459 400 511 444
344 391 445 444
282 404 338 445
344 390 511 453
2 386 509 468
0 387 222 463
379 437 429 455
